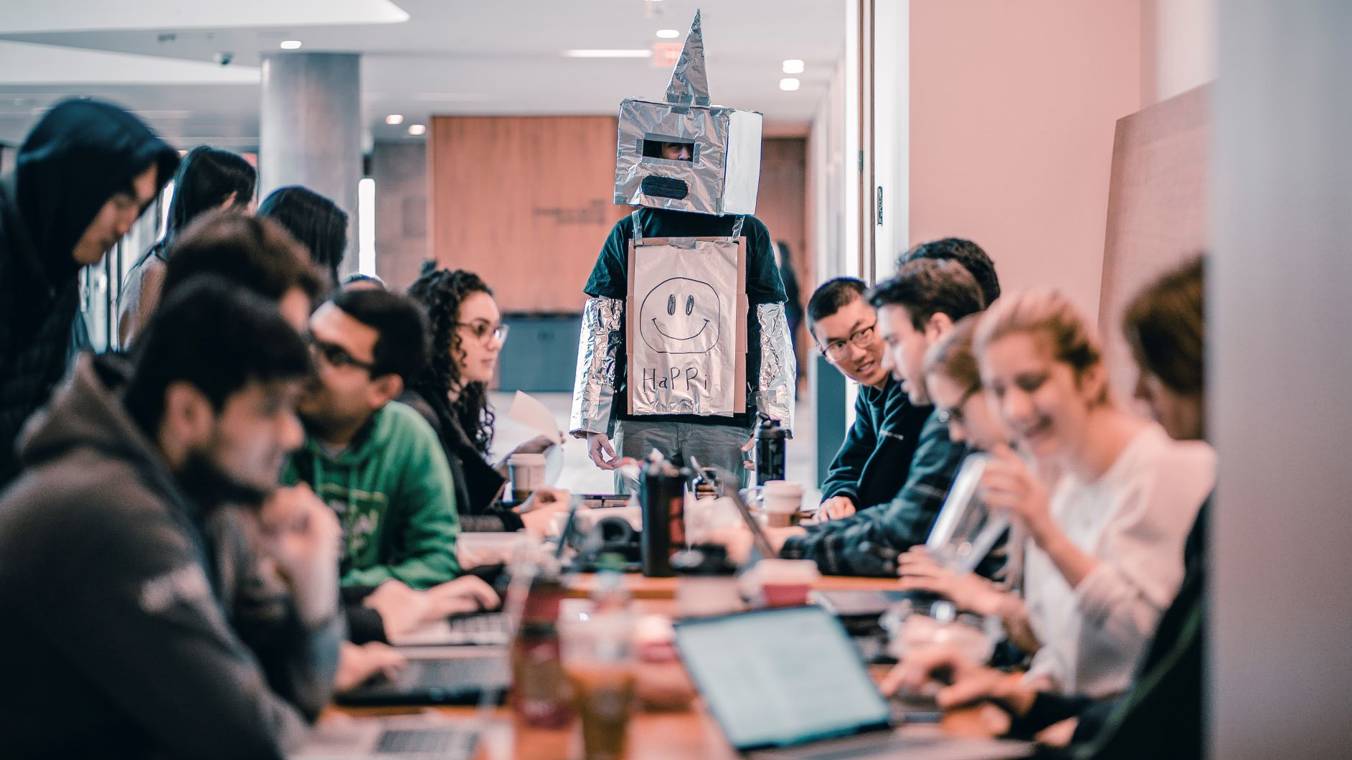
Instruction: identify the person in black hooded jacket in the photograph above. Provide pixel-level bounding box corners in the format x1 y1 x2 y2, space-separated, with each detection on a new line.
0 98 178 486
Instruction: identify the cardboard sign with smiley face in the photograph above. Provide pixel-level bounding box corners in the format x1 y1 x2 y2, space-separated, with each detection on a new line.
639 276 721 355
627 237 745 417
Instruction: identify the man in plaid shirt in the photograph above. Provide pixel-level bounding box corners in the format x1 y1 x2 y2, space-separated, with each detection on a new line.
772 257 989 576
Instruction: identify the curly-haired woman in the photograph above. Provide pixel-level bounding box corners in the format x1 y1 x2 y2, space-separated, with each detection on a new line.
404 268 564 534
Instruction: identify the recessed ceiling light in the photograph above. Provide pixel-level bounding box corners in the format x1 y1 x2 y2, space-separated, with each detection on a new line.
782 59 805 74
656 29 680 39
385 114 404 125
408 124 426 136
280 40 303 50
563 49 653 59
779 77 801 92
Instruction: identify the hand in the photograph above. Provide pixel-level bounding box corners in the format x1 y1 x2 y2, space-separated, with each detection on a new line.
516 487 571 537
818 495 857 522
511 434 559 456
710 524 804 565
880 643 1035 713
586 432 621 470
256 484 341 626
363 576 502 639
1036 718 1079 747
740 435 756 471
980 446 1054 540
897 548 1010 618
334 641 406 693
362 579 432 638
424 575 502 616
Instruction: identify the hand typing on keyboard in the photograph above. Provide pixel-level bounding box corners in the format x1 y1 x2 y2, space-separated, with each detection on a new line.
364 576 503 638
335 642 407 693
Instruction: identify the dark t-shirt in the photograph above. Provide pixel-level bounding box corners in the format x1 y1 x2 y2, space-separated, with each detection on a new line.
583 207 786 427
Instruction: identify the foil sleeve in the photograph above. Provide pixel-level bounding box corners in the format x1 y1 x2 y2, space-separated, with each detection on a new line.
569 296 624 436
756 302 796 434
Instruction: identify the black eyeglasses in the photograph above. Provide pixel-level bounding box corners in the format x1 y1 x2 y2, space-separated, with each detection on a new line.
935 384 982 426
456 321 509 344
818 320 878 360
305 333 375 372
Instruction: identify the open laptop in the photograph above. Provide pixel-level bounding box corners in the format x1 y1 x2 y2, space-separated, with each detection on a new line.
291 714 480 759
674 605 1031 759
292 561 540 757
334 645 511 707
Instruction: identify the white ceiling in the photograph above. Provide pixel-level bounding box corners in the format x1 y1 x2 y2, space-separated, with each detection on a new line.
0 0 844 150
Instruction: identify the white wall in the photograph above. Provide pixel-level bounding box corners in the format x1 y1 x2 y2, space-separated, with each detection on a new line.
1144 0 1217 104
1212 4 1352 757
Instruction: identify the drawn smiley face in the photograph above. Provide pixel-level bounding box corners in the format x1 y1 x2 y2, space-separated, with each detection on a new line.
638 276 721 354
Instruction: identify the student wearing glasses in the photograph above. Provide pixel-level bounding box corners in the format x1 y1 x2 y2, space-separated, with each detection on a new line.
404 268 568 534
284 289 498 646
809 277 933 520
772 258 989 576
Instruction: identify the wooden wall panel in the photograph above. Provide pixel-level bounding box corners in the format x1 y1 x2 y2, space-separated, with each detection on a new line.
1098 85 1209 398
428 118 810 327
428 116 628 313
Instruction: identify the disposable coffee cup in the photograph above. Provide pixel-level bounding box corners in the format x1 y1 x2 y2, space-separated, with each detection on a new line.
508 452 547 503
762 480 803 528
741 558 820 607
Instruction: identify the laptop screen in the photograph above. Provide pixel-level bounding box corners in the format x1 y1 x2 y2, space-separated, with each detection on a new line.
674 606 891 751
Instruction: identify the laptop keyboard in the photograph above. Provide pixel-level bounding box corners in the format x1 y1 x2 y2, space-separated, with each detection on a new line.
402 656 506 689
374 727 474 754
443 611 510 645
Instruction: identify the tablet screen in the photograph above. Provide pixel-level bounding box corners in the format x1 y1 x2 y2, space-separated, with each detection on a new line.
674 606 891 750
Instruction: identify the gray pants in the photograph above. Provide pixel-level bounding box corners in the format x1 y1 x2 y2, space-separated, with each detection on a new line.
614 419 750 491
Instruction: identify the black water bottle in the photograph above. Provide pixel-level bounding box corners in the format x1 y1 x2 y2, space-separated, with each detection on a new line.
754 414 786 485
639 458 687 577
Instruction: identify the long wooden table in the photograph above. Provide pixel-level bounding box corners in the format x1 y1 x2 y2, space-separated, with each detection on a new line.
564 571 907 600
327 575 1022 759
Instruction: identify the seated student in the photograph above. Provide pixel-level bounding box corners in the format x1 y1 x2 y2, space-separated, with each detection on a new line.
899 287 1212 701
284 289 493 642
811 277 933 520
898 237 1001 307
257 185 348 293
888 258 1211 758
155 213 407 695
158 210 325 333
0 279 340 759
119 145 257 345
894 317 1035 646
771 259 987 575
404 268 567 533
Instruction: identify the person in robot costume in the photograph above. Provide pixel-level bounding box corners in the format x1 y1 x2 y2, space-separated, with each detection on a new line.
570 10 796 483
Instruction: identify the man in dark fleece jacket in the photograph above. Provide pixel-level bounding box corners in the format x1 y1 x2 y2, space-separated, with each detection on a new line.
0 98 178 487
0 279 342 759
772 260 988 576
810 277 932 521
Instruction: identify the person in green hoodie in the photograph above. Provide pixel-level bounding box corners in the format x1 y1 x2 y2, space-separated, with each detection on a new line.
285 288 493 644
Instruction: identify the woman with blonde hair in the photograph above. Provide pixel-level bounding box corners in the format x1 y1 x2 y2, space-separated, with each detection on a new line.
888 259 1213 757
968 289 1213 699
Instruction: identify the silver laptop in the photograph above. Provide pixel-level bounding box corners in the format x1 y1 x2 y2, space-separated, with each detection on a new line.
290 713 479 760
292 563 540 758
674 605 1031 759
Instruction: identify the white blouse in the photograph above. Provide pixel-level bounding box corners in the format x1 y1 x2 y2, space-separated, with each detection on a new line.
1023 423 1214 698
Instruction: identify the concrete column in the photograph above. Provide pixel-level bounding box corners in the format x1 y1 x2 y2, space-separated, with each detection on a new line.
1213 2 1352 758
260 52 361 277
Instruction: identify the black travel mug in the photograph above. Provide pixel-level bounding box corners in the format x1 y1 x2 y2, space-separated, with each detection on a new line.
754 415 787 485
